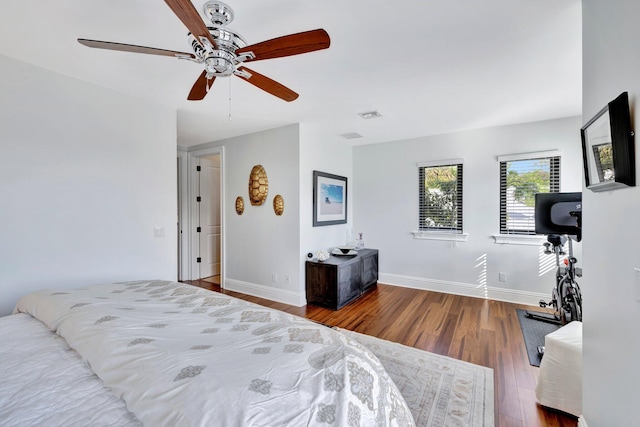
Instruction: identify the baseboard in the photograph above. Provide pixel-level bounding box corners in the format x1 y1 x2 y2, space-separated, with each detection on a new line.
578 415 588 427
378 273 548 306
224 274 547 309
224 278 305 307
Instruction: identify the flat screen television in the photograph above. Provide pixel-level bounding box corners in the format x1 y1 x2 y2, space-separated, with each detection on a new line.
534 192 582 241
581 91 635 192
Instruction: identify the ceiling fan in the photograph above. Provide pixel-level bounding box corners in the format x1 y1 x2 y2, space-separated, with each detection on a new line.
78 0 330 102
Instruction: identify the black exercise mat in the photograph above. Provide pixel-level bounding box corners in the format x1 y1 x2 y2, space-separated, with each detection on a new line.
516 309 560 367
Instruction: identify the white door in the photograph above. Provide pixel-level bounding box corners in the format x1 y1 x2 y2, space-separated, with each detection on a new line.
198 156 221 278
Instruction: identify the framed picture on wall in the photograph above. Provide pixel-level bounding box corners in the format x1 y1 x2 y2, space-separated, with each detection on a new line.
313 170 347 226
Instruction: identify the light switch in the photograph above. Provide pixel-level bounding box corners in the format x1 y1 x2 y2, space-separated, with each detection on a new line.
154 227 166 238
635 268 640 302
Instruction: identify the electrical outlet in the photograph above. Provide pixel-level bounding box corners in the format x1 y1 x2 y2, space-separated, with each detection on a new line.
499 272 507 282
272 273 278 282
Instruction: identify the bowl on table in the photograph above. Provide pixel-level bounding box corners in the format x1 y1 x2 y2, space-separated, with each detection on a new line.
335 246 355 254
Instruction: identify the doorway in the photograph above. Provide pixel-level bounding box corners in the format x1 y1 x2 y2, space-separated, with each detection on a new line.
177 146 225 284
197 154 221 284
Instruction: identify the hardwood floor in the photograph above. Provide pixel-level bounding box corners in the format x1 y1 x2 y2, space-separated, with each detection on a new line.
201 275 221 285
183 280 578 427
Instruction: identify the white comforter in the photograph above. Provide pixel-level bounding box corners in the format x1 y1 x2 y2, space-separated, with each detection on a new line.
15 281 414 427
0 313 141 426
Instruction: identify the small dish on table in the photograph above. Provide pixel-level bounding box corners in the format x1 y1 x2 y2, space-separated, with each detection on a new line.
332 246 357 256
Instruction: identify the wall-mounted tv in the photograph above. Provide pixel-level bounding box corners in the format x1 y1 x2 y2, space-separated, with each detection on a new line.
580 91 635 192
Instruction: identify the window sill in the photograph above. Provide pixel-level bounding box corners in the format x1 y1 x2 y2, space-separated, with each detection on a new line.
492 234 544 246
411 231 469 242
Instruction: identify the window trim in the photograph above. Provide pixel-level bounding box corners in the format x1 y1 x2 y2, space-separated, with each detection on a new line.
412 230 469 242
498 150 561 237
491 234 544 246
496 150 561 163
417 158 465 168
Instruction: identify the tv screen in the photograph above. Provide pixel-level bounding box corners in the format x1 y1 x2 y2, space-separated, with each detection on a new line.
534 192 582 240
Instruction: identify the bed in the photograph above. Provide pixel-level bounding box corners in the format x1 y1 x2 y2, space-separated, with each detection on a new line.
2 280 415 426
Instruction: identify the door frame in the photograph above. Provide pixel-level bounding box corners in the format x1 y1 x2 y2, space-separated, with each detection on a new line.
177 150 189 281
197 155 222 278
179 145 225 284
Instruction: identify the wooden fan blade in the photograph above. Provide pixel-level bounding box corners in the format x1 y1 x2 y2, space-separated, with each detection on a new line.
78 39 196 59
188 71 215 101
164 0 218 49
236 66 299 102
236 29 330 62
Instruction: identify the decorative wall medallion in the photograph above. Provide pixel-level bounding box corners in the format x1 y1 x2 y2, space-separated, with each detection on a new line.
235 196 245 215
249 164 269 206
273 194 284 216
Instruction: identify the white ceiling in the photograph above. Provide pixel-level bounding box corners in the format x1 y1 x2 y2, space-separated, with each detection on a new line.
0 0 581 147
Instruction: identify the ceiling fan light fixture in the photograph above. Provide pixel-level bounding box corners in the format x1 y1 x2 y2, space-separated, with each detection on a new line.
205 56 235 75
77 0 331 102
209 27 246 50
358 110 383 120
190 26 246 77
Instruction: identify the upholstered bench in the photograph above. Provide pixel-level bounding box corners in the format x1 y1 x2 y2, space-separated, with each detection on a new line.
535 320 582 417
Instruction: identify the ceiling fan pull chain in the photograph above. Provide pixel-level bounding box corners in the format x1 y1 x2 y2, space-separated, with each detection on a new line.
228 78 232 121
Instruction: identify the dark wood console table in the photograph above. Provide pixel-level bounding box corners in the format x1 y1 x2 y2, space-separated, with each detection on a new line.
305 248 378 310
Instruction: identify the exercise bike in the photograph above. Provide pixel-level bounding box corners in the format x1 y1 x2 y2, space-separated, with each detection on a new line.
526 225 583 327
527 192 583 357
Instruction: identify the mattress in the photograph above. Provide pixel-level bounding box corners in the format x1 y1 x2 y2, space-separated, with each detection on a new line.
13 280 415 426
0 313 141 426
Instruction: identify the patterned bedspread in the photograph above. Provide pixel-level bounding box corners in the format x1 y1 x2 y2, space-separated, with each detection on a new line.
15 281 414 427
0 313 141 426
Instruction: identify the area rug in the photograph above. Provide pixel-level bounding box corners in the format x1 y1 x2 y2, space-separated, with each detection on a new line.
335 327 495 427
516 309 560 367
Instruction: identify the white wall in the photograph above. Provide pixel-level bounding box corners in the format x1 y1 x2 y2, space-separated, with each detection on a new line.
193 125 303 304
582 1 640 424
353 117 583 303
0 55 177 316
299 123 354 297
187 117 580 306
184 123 353 305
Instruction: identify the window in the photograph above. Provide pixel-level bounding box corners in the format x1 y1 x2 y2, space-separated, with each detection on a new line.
418 161 463 233
499 153 560 235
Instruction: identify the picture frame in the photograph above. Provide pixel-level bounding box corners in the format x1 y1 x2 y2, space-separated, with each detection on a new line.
581 91 635 192
313 170 347 226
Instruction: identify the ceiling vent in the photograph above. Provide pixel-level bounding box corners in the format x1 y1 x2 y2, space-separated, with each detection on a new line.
341 132 363 140
358 110 383 120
